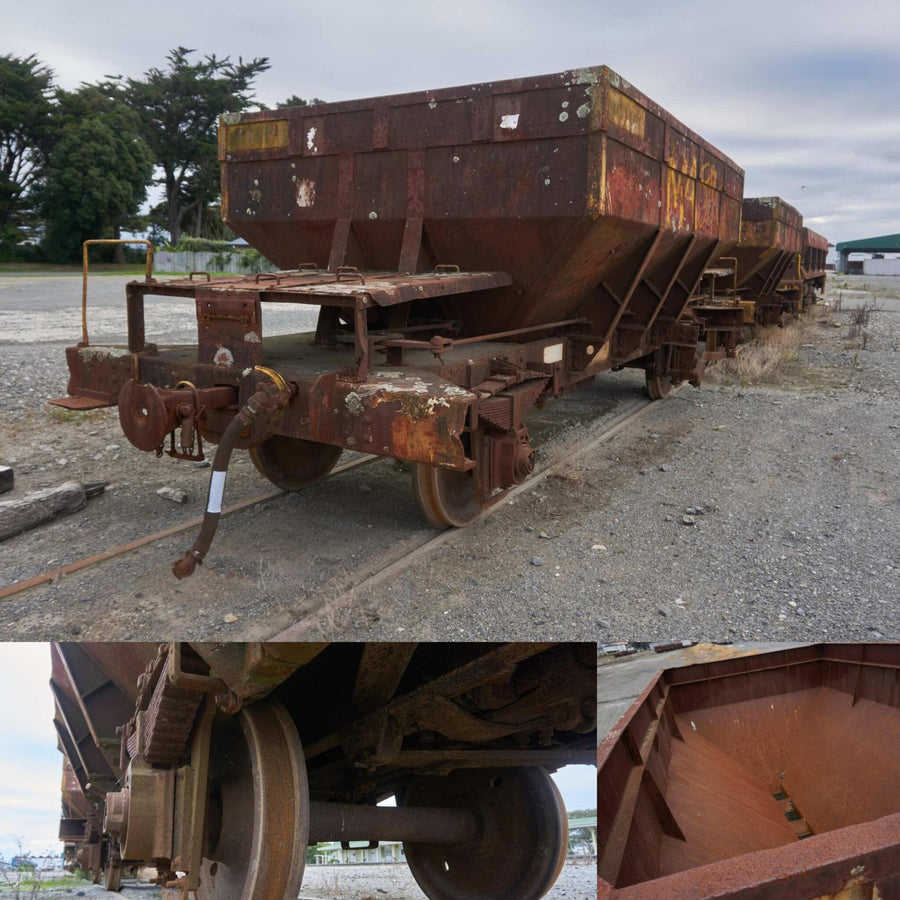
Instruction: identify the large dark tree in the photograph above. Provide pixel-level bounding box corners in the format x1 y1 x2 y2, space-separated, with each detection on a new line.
102 47 269 245
276 95 325 109
0 54 55 242
38 87 153 263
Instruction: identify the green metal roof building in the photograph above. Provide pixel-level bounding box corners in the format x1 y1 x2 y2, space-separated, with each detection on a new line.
835 233 900 273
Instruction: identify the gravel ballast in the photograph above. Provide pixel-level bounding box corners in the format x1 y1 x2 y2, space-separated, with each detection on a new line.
34 860 596 899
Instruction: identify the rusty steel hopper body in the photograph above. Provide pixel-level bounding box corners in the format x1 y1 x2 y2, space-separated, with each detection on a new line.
221 66 743 343
729 196 804 324
597 644 900 899
54 66 743 549
801 226 829 299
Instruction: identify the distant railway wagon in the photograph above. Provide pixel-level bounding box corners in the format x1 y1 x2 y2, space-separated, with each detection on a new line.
52 641 596 899
736 196 804 324
689 199 828 358
51 65 744 575
597 643 900 899
801 225 829 298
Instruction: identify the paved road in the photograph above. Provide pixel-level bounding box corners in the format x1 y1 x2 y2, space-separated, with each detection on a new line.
597 642 811 740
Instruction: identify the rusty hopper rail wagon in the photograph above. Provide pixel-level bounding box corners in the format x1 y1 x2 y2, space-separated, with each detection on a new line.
52 641 596 899
597 644 900 899
51 66 743 575
691 197 822 357
731 196 804 325
801 226 829 300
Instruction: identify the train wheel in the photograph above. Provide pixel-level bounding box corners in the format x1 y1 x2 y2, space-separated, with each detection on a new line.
197 700 308 900
411 463 482 528
103 860 121 892
249 435 341 491
645 373 674 400
400 768 568 900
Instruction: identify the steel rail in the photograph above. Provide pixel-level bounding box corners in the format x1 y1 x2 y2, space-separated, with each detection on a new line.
1 388 668 606
0 455 377 601
272 391 665 639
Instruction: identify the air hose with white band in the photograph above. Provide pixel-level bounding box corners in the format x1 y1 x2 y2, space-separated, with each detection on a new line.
172 367 294 579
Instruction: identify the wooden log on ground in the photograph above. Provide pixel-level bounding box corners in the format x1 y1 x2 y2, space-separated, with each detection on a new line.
0 481 87 542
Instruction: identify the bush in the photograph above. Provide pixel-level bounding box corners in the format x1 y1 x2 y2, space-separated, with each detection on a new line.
0 241 46 264
175 237 234 253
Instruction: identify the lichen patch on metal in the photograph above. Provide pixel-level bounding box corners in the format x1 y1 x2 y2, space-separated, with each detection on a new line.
296 179 316 208
78 346 132 360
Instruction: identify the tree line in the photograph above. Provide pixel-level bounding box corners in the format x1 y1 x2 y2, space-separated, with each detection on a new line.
0 48 320 263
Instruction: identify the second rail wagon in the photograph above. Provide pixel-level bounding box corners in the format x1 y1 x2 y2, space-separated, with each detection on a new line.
731 196 804 325
52 66 743 573
800 226 829 300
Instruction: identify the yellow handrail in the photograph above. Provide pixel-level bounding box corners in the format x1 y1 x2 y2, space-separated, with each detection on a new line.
81 239 154 346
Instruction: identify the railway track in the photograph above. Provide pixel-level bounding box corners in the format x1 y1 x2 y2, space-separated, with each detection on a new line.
0 391 659 618
272 393 658 638
0 454 378 601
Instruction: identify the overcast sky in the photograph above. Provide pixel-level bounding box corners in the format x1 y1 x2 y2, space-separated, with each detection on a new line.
4 0 899 249
0 644 595 865
0 645 59 864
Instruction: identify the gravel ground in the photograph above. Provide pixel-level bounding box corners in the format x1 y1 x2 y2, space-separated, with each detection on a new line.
1 274 898 641
33 860 595 899
299 859 597 899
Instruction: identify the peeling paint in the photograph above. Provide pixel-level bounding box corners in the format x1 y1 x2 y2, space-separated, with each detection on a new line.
425 396 451 412
296 179 317 208
214 346 234 367
500 114 520 130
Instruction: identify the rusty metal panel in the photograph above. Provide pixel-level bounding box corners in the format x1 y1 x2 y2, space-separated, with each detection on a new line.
220 65 743 335
597 644 900 898
224 118 288 153
195 289 262 369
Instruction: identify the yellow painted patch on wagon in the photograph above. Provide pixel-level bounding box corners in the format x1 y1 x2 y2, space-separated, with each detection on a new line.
225 119 289 152
608 89 645 139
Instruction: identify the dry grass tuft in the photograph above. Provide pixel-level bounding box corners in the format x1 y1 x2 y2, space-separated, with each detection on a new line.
704 315 814 385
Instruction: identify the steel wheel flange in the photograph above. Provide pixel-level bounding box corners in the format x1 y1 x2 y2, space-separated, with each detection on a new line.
197 700 308 900
645 372 674 400
102 858 122 893
248 435 341 491
400 767 568 900
411 463 483 529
